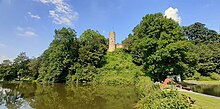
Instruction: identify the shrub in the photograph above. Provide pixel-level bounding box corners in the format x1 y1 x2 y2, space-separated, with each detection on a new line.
210 73 220 81
135 77 192 109
198 76 212 81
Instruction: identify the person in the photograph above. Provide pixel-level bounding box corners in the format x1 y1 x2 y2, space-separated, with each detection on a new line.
161 78 172 90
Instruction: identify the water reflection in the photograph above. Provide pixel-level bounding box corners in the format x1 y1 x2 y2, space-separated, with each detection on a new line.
0 83 138 109
191 84 220 97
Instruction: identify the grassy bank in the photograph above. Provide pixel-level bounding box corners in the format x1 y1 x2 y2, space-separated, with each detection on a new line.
181 91 220 109
184 80 220 85
94 49 144 85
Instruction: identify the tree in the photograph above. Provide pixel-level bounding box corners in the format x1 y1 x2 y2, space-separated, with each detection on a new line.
13 52 30 80
122 34 134 52
0 63 17 81
28 57 42 79
183 22 220 43
70 29 107 83
78 29 108 68
38 27 79 83
192 42 220 76
126 13 198 81
183 22 220 76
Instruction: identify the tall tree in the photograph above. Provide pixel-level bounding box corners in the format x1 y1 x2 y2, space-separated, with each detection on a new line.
78 29 108 67
183 22 220 43
13 52 30 80
28 57 41 79
126 13 198 81
72 29 107 83
183 22 220 76
38 27 79 83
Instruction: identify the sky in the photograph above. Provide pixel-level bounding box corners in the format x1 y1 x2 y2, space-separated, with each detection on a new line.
0 0 220 62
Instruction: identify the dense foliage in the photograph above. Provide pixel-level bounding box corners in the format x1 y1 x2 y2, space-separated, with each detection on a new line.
0 52 30 81
37 28 79 83
123 13 198 81
183 22 220 43
135 77 192 109
67 29 108 83
0 13 219 83
0 28 107 83
1 12 219 109
183 22 220 79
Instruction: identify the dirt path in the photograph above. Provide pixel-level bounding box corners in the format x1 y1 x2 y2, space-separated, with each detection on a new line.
178 89 220 100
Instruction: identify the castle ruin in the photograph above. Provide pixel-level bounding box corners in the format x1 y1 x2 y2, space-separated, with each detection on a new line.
108 32 124 52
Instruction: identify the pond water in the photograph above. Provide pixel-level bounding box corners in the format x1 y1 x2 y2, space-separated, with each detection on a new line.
0 83 138 109
190 84 220 97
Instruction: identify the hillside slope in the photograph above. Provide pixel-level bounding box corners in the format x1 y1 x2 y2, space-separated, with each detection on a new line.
94 49 145 85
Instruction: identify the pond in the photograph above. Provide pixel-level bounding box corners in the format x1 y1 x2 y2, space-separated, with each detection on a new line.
190 84 220 97
0 83 138 109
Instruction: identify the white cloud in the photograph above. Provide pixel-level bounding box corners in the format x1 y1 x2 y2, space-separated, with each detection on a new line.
16 26 38 38
36 0 79 26
164 7 181 24
27 12 41 20
0 56 12 63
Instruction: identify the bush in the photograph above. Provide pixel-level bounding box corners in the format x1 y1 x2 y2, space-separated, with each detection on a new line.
135 77 192 109
190 72 213 81
210 73 220 81
197 76 212 81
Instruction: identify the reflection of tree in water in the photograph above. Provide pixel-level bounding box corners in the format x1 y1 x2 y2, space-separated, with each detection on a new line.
65 85 137 109
0 83 138 109
0 83 25 109
31 84 137 109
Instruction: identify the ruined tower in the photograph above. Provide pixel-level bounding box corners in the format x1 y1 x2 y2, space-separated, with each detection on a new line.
108 32 116 52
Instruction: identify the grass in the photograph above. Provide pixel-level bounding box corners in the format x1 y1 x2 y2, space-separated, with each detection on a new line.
181 91 220 109
94 49 144 85
184 80 220 85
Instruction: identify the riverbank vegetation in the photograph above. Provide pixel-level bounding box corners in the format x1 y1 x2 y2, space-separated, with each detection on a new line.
184 80 220 85
181 91 220 109
135 79 192 109
0 12 220 108
0 13 219 83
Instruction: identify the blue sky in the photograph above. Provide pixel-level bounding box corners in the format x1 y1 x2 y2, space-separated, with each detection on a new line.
0 0 220 62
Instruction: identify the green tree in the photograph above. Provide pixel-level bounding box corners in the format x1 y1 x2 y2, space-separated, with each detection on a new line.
192 43 220 76
78 29 108 67
183 22 220 76
126 13 198 81
122 34 134 52
69 29 108 83
13 52 30 80
183 22 220 43
28 57 42 79
0 62 17 81
0 60 13 80
38 27 79 83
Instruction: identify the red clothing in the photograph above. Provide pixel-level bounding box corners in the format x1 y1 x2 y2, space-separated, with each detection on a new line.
161 78 172 90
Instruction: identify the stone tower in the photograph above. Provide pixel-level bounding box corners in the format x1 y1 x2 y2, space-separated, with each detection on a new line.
108 32 116 52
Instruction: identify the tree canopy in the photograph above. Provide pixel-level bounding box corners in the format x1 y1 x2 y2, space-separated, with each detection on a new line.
183 22 220 43
124 13 198 81
183 22 220 76
0 14 219 83
38 28 79 83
